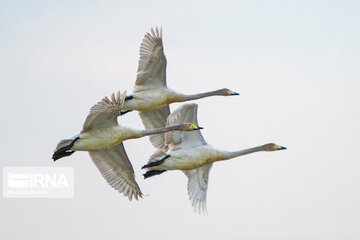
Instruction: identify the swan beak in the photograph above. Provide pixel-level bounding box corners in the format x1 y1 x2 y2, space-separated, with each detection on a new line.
190 124 203 130
230 91 239 95
276 145 287 150
191 124 203 130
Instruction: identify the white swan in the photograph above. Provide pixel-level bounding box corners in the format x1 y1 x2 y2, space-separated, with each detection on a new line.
52 91 202 201
121 27 239 150
142 103 286 214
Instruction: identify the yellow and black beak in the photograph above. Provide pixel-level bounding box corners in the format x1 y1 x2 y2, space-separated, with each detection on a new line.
191 124 203 130
275 145 287 150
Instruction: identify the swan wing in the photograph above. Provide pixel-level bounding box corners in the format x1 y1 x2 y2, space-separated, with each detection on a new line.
165 103 206 150
134 27 167 91
88 143 143 201
139 106 170 150
81 91 126 133
183 164 213 215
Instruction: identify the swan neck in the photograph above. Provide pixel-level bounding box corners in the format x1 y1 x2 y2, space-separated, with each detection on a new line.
139 125 183 137
220 146 264 160
180 89 224 101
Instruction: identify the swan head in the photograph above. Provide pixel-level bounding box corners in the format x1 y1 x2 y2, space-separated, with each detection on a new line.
219 88 239 96
182 122 203 131
263 143 287 151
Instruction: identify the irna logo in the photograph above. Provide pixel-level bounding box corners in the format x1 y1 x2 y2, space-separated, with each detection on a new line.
3 167 74 198
7 173 70 188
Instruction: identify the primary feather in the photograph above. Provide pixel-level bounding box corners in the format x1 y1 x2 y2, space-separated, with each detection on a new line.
89 143 142 201
82 91 126 133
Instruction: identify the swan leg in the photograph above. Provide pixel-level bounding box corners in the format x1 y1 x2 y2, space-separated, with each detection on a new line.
53 150 75 161
143 170 167 179
141 154 170 169
52 137 79 161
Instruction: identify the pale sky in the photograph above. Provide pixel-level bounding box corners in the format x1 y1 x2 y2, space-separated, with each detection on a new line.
1 0 360 239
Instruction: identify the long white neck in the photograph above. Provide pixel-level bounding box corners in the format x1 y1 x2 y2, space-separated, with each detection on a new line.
215 146 265 162
136 124 187 138
177 89 225 102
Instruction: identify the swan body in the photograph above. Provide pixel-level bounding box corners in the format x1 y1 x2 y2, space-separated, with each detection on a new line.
72 126 141 151
153 145 225 170
52 91 201 201
142 103 286 214
147 144 285 171
122 87 178 110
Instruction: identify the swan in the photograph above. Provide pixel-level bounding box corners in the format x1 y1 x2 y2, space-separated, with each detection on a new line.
121 27 239 150
52 91 202 201
142 103 286 214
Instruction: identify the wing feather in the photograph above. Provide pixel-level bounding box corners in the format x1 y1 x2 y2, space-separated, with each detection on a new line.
183 164 213 215
165 103 206 150
88 143 142 201
82 91 126 133
135 27 167 91
139 106 170 150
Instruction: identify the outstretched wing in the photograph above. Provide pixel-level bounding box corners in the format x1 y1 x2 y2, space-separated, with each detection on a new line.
165 103 206 150
134 27 167 91
89 143 143 201
134 27 169 149
82 91 126 133
183 164 213 215
139 106 170 150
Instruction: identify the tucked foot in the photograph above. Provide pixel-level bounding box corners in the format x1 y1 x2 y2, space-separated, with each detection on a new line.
53 150 75 161
125 95 134 101
120 110 132 115
141 154 170 169
52 136 79 161
143 170 167 179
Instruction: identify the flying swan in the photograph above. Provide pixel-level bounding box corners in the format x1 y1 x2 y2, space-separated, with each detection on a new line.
121 27 239 150
142 103 286 214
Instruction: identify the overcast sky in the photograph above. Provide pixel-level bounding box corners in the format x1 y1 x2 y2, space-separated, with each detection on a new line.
1 0 360 239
